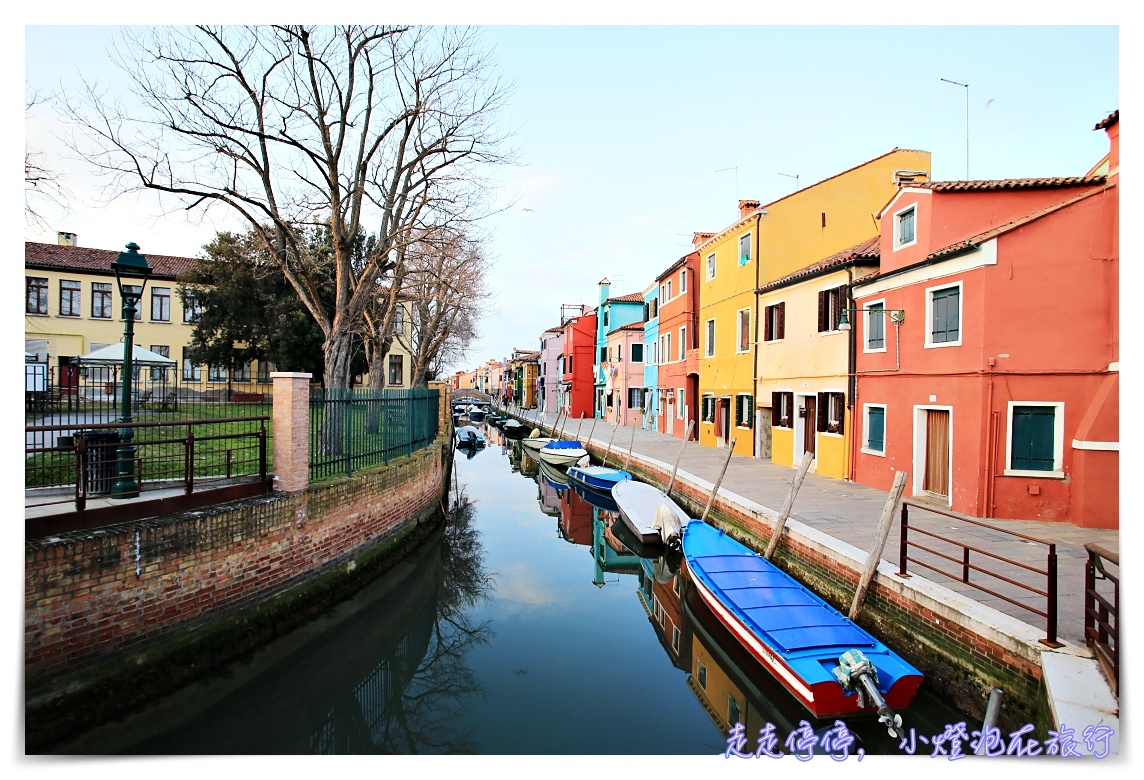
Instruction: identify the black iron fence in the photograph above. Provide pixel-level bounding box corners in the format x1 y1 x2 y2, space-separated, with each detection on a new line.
309 388 440 482
898 500 1061 647
1084 544 1118 697
26 416 269 514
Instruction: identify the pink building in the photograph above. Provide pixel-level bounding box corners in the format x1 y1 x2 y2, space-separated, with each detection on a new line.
604 322 647 427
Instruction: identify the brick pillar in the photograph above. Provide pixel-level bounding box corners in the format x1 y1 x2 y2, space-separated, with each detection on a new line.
271 373 312 493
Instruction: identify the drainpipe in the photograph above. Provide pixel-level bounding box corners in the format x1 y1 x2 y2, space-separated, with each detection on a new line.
846 267 857 482
752 211 762 458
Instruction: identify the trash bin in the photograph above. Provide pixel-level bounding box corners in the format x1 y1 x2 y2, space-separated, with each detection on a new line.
84 432 121 495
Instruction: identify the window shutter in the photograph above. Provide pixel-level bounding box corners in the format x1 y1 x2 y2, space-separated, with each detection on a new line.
837 395 846 435
818 291 825 332
771 392 780 425
764 308 772 342
817 392 827 432
777 303 785 339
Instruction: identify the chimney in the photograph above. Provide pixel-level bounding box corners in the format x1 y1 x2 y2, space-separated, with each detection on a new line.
692 231 715 248
598 277 611 305
57 232 77 247
738 200 760 219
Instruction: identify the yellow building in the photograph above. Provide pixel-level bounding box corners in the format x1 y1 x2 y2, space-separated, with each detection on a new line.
697 149 931 457
757 239 880 479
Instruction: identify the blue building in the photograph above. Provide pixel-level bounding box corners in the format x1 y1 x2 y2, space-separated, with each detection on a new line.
642 282 659 430
594 278 646 418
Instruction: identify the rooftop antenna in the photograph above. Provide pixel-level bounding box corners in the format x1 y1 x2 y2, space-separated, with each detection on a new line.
940 78 970 180
777 172 800 191
714 167 739 200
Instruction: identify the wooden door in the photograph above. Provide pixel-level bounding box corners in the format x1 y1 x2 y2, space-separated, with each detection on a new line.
923 409 950 497
803 396 817 457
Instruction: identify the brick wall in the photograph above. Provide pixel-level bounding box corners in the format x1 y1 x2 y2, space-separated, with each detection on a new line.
25 437 447 688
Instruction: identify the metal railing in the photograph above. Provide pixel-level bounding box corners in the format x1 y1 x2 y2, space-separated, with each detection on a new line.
1084 544 1118 697
309 387 440 482
898 500 1061 647
26 416 269 513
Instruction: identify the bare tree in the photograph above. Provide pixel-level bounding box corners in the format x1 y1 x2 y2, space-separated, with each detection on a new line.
26 90 70 229
60 25 512 394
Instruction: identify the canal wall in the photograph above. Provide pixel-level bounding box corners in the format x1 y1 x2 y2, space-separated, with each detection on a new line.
525 415 1075 734
25 424 453 751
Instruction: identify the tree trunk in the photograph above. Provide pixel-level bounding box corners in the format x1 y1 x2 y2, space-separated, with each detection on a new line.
319 331 356 456
364 344 389 434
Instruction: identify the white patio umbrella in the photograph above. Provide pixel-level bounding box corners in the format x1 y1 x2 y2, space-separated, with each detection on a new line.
77 344 176 365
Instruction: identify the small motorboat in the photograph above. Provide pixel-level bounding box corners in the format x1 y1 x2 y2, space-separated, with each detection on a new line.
466 404 486 423
535 439 590 468
537 458 570 489
610 480 690 548
455 425 485 448
682 519 921 730
566 464 632 493
571 481 619 513
502 420 531 440
521 428 555 453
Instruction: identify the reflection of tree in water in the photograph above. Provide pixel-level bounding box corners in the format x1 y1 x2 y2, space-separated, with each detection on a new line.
311 491 494 754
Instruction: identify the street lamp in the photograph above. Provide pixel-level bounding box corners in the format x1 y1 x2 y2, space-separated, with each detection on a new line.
110 242 152 498
838 307 905 331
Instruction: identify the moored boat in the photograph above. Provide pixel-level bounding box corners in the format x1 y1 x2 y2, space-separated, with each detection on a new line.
502 420 531 439
571 481 619 513
610 480 690 547
537 458 571 489
566 464 632 493
535 439 590 468
681 519 922 727
455 425 485 447
521 429 555 452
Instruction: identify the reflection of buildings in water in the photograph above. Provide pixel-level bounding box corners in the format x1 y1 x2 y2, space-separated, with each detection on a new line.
519 448 538 477
635 556 687 669
591 509 642 587
536 477 561 518
557 482 593 546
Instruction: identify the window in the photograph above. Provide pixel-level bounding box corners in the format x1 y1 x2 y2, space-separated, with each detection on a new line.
817 286 846 332
702 394 715 423
59 280 81 317
208 363 227 382
92 282 113 319
388 354 404 385
764 302 785 341
706 253 716 281
704 319 715 357
393 306 405 333
664 332 672 364
865 301 886 351
678 326 687 361
672 626 680 652
26 277 48 314
182 291 201 323
1006 402 1064 477
631 342 643 363
257 361 273 382
648 297 658 319
928 284 961 346
628 387 645 409
680 268 687 293
735 394 753 428
677 388 685 418
737 308 751 352
895 205 917 249
864 404 886 454
151 287 171 322
665 279 673 299
233 360 251 381
149 345 170 380
599 346 607 364
182 347 201 381
738 232 751 266
817 391 845 434
603 308 609 327
697 661 707 689
771 392 794 428
728 696 741 728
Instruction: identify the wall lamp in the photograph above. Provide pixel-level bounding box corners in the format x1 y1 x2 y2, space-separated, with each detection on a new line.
838 307 905 331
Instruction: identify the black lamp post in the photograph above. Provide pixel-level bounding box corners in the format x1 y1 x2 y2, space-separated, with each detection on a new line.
110 242 152 499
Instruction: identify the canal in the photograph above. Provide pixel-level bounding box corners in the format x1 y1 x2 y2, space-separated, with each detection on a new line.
52 422 972 755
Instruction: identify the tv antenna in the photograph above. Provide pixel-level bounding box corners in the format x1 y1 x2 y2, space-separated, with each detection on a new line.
714 167 739 199
778 172 800 191
941 78 970 179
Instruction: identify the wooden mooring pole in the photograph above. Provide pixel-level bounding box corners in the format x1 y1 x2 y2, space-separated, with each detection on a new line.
664 420 695 496
602 423 620 467
764 451 814 560
848 470 909 620
700 438 737 524
575 413 585 441
623 424 638 470
586 414 599 449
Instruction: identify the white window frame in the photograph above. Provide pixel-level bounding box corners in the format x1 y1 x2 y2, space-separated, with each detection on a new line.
677 387 685 419
738 232 752 265
1004 401 1065 478
863 298 888 354
665 331 672 364
736 307 751 353
678 326 687 361
665 279 673 300
630 341 643 363
706 252 716 281
862 403 888 456
893 203 918 250
680 268 688 293
924 281 963 349
704 318 715 357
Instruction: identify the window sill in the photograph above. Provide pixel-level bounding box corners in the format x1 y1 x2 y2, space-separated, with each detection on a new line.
820 431 843 438
149 320 171 324
1003 469 1065 479
26 312 49 317
861 447 886 457
893 238 918 252
862 346 887 354
924 340 962 349
56 314 81 319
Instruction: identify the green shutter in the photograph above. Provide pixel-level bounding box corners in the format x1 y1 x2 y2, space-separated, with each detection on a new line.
1011 407 1055 470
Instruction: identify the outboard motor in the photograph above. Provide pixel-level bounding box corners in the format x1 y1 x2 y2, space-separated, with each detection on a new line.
653 504 684 551
832 650 905 739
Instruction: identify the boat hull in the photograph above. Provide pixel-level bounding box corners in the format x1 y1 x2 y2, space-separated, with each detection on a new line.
521 437 554 452
566 465 632 492
682 521 922 719
611 480 690 546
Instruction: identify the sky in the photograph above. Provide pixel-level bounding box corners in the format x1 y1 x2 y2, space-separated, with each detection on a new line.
19 15 1126 379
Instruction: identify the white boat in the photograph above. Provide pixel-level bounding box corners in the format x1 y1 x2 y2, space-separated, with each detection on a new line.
521 428 555 453
535 440 590 468
610 480 691 547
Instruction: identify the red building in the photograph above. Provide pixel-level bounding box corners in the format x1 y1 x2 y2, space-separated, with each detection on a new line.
655 250 701 439
849 112 1118 528
560 308 597 419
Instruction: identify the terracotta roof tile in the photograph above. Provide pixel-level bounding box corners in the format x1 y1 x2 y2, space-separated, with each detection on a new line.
616 322 646 333
25 241 200 280
1095 110 1118 130
912 176 1104 192
758 237 880 294
605 292 645 304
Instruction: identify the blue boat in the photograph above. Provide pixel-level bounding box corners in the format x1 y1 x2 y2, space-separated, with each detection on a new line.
571 481 620 513
566 464 632 493
682 520 922 725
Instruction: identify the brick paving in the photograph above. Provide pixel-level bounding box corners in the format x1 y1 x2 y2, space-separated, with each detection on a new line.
508 406 1119 645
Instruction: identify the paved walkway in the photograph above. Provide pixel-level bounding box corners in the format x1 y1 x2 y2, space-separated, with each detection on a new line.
505 405 1119 646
